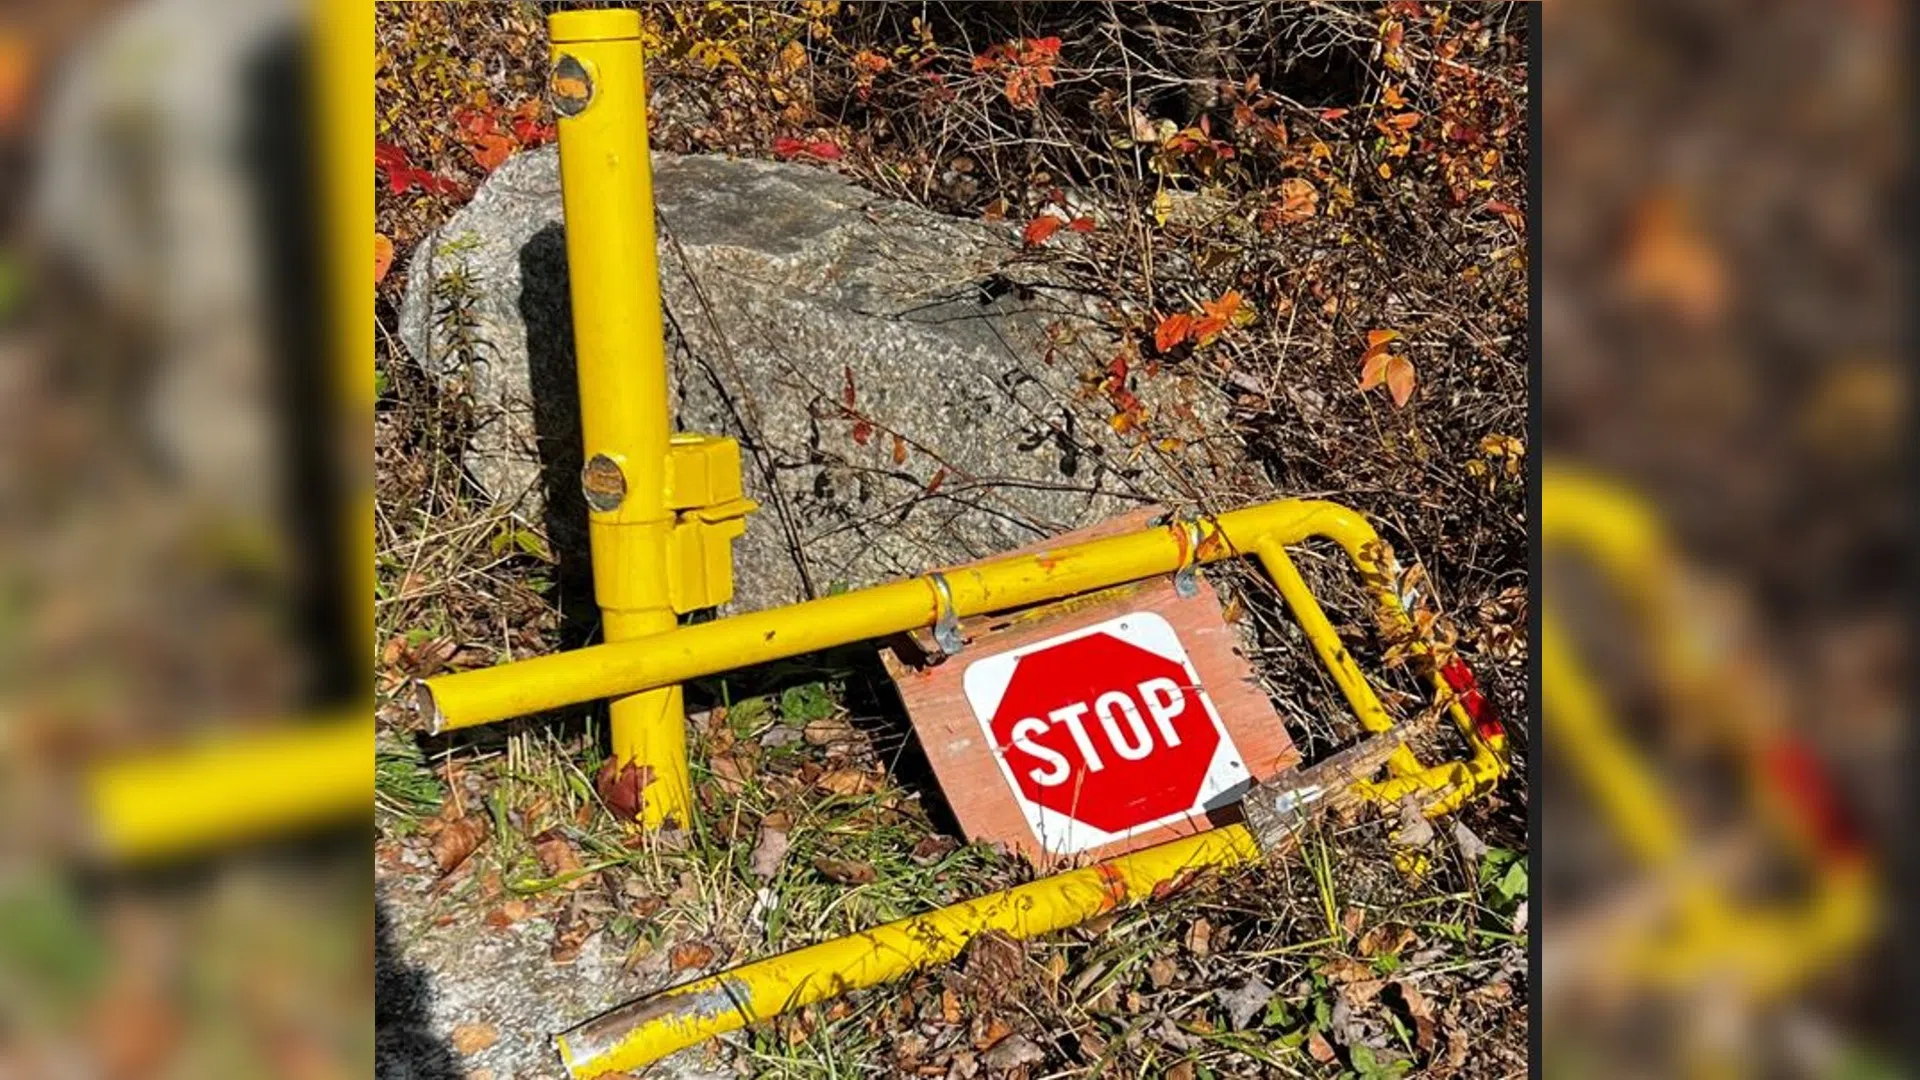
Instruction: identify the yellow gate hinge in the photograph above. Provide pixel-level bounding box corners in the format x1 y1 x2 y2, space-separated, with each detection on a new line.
664 434 756 612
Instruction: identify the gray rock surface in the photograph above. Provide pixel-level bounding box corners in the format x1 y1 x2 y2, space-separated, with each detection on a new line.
397 147 1241 613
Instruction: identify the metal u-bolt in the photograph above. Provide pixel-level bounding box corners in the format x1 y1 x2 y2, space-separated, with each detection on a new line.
549 9 690 829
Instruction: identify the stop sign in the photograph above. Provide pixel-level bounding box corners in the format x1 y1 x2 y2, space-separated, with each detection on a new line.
962 612 1250 855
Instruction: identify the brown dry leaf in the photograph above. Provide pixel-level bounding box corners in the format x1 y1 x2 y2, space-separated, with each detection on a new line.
1307 1029 1337 1063
1184 917 1213 956
983 1033 1044 1072
1339 978 1386 1008
817 767 880 796
1341 906 1367 938
430 815 487 875
1275 177 1319 224
450 1022 497 1055
1359 923 1418 958
813 854 877 885
532 830 584 884
1148 954 1179 988
549 910 592 964
749 820 791 879
803 717 858 746
670 942 717 971
1395 981 1438 1052
941 987 964 1024
484 899 531 929
973 1015 1014 1051
1165 1062 1196 1080
595 759 653 822
910 834 960 864
709 753 751 795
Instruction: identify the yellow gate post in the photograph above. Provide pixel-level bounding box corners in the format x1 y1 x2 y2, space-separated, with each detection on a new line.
547 10 754 829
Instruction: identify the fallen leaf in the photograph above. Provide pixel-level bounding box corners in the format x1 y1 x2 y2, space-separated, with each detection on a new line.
450 1022 497 1055
484 899 530 928
1386 110 1422 130
1184 917 1213 956
430 815 487 875
749 821 791 879
1274 177 1319 224
1148 954 1179 988
817 767 880 796
805 140 843 160
813 854 877 885
1621 191 1725 322
1392 794 1435 846
941 987 964 1024
595 760 653 821
670 942 716 970
926 467 949 493
533 832 587 888
708 753 751 795
1023 214 1065 246
1154 312 1195 352
1215 976 1274 1030
891 434 908 465
1451 819 1489 862
1307 1029 1337 1063
1359 923 1418 958
1385 355 1417 407
1067 216 1096 232
982 1033 1044 1071
1341 906 1367 938
374 233 395 285
910 834 959 864
850 419 874 446
1394 980 1438 1051
1165 1062 1196 1080
549 908 592 963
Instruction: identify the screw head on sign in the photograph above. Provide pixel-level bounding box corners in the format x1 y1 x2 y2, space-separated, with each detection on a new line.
581 454 627 512
550 54 593 117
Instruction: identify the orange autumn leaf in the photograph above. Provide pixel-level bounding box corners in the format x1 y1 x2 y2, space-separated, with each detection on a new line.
1358 330 1417 409
1191 289 1249 346
925 466 949 493
1384 355 1416 406
1066 216 1096 233
1273 177 1319 225
374 233 395 285
1023 214 1065 246
891 433 908 465
1153 312 1195 352
1386 111 1422 130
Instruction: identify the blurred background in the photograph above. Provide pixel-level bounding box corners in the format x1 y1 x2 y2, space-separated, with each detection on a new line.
0 0 1907 1076
0 0 368 1076
1542 0 1906 1076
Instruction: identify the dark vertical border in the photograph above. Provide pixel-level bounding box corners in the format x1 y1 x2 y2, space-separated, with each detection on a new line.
1524 3 1543 1078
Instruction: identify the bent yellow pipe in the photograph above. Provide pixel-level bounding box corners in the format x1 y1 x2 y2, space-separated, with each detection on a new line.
422 497 1505 812
554 825 1262 1077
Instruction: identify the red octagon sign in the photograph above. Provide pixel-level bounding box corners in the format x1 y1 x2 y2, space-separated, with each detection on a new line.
962 612 1249 854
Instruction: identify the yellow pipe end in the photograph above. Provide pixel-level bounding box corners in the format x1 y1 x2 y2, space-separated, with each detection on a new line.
550 9 642 43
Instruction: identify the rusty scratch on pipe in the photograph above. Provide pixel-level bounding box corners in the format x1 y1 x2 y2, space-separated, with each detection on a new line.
1094 863 1129 910
566 977 752 1058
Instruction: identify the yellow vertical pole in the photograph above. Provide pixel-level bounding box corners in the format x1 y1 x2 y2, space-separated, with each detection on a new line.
548 9 690 828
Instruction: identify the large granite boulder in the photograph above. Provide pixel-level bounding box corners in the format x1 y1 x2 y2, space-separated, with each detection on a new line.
397 148 1242 612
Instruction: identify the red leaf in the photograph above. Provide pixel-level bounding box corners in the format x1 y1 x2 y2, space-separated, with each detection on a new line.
595 759 654 821
842 365 857 408
1023 214 1065 246
806 140 843 160
1153 312 1195 353
1319 107 1350 122
926 467 948 493
851 420 874 446
469 132 515 172
773 136 807 159
1066 216 1096 233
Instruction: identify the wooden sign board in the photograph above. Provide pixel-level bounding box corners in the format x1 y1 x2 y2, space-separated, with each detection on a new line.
882 510 1299 866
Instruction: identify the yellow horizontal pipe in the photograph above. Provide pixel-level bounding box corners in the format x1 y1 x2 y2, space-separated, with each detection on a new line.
422 499 1379 731
85 713 369 862
554 825 1262 1077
